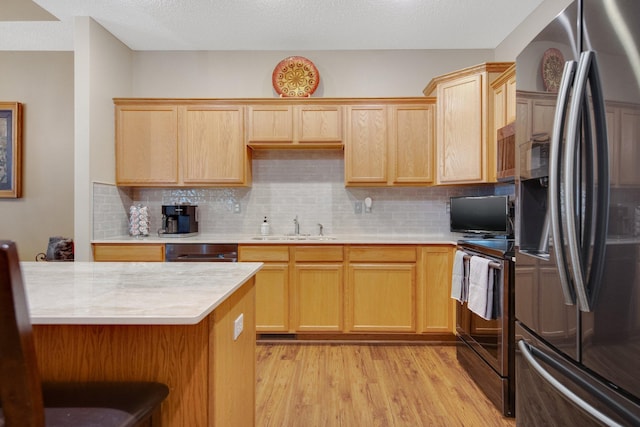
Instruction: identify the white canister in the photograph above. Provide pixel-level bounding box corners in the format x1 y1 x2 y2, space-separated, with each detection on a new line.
261 217 270 236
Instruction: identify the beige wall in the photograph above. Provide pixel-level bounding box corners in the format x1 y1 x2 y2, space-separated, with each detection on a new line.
495 0 572 60
74 17 132 261
0 52 74 261
130 49 494 98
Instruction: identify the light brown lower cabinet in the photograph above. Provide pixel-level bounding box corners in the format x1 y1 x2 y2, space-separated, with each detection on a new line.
239 243 456 338
346 246 417 332
292 246 345 332
293 263 344 331
238 245 290 332
421 245 455 334
346 263 416 332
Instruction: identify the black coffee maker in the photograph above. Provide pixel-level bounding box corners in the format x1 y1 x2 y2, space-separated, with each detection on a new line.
161 204 199 235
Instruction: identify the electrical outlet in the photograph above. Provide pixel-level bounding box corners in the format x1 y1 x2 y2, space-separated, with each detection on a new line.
446 202 451 213
233 313 244 340
234 203 241 213
354 201 363 214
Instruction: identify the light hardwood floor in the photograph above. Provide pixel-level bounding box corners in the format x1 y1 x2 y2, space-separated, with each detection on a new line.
256 343 516 427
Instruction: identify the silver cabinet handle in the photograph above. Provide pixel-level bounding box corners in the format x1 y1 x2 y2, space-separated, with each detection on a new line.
549 60 577 305
518 340 622 427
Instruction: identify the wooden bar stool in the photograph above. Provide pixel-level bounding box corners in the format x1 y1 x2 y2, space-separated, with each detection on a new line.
0 240 169 427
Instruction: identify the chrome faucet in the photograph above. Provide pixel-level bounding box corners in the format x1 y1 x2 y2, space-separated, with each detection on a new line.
318 223 324 236
294 216 300 235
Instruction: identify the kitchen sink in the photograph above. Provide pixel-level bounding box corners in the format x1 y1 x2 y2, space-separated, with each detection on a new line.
250 235 337 241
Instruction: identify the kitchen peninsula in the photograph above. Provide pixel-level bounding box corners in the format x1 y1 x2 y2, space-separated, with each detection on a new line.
22 261 262 427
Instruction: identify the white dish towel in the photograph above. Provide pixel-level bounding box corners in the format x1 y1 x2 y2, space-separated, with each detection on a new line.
467 256 494 320
450 250 467 302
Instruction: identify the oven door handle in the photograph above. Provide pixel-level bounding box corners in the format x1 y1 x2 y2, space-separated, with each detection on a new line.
518 340 623 427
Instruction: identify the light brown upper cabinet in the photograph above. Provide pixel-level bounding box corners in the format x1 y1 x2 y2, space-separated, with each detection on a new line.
115 99 251 187
116 104 180 185
492 64 517 130
390 104 435 185
345 105 388 185
344 99 436 186
181 105 249 185
247 103 343 148
492 64 516 181
424 62 514 184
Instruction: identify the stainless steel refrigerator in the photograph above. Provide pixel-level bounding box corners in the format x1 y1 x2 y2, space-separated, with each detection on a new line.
515 0 640 424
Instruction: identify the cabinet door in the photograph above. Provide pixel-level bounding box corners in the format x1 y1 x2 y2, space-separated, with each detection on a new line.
422 246 453 333
531 98 557 136
238 245 290 332
247 105 293 143
437 74 484 183
295 105 343 145
116 105 179 185
346 263 416 332
605 106 620 186
181 106 247 185
389 105 435 184
493 82 508 130
345 106 388 184
293 264 343 331
492 66 516 132
255 263 290 332
618 107 640 185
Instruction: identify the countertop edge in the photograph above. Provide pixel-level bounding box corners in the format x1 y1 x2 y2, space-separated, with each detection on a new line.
92 235 459 245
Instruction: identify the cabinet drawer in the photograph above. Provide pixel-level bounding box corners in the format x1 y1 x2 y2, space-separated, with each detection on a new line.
348 246 417 262
294 246 343 262
92 243 164 262
239 245 289 262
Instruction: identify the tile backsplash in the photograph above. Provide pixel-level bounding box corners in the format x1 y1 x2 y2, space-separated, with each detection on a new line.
93 150 508 239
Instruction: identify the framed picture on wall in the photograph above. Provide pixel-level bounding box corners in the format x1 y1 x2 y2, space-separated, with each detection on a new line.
0 102 23 198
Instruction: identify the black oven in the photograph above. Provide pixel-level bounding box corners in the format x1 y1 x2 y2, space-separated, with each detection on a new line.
455 239 515 417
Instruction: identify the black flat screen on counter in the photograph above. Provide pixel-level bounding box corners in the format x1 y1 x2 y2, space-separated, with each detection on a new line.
450 195 510 236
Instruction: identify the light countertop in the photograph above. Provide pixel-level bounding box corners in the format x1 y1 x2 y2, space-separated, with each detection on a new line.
92 234 459 245
21 261 262 326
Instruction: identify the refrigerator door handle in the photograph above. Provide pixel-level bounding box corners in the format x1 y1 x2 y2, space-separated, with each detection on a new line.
518 340 623 427
584 50 610 311
549 60 577 305
563 51 610 312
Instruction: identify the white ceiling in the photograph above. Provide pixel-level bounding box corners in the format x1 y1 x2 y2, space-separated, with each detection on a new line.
0 0 544 51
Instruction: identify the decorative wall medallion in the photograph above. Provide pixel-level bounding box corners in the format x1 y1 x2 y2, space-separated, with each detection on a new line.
272 56 319 97
541 48 564 93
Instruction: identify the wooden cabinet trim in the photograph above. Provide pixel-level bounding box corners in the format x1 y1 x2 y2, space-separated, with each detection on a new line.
347 245 417 262
293 245 344 262
238 245 290 262
490 63 516 90
423 62 514 96
92 243 165 262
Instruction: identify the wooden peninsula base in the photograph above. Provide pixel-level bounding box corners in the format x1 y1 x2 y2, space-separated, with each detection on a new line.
33 278 256 427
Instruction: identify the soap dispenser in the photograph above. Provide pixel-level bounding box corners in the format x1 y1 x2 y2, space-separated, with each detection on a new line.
261 216 270 236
